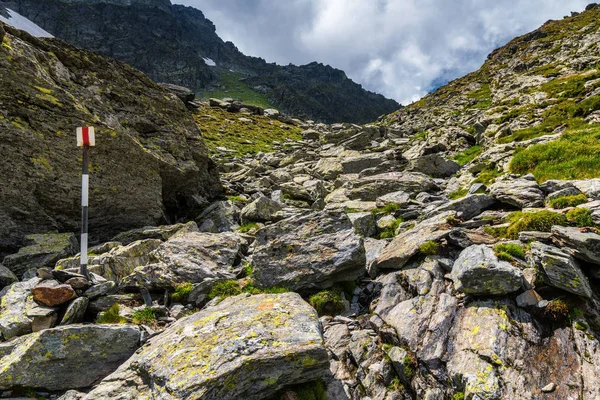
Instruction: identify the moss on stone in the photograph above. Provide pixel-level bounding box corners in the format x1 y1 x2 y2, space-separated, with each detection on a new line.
308 290 345 316
97 303 126 324
171 282 194 304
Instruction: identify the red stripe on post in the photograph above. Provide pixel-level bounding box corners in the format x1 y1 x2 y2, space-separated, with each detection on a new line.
82 126 90 146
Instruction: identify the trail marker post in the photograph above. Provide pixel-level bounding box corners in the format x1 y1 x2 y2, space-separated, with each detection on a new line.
76 126 95 280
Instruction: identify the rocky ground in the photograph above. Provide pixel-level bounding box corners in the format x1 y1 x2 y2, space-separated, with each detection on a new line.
3 4 600 400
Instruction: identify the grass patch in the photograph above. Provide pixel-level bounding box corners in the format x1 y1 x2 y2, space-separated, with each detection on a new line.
194 106 302 157
387 376 404 391
227 195 248 204
198 70 274 108
494 243 526 261
378 217 404 239
454 145 482 165
452 393 466 400
509 124 600 182
372 203 402 216
308 289 345 316
448 187 468 200
419 240 439 255
473 167 502 185
566 207 595 227
208 280 242 299
547 193 588 209
237 222 259 233
545 299 570 322
132 307 157 325
505 211 568 239
97 303 126 324
171 282 194 303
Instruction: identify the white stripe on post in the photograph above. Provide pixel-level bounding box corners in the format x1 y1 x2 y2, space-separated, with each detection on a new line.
81 233 88 265
82 175 89 207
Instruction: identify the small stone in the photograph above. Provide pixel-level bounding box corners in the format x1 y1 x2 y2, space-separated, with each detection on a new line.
84 281 116 299
32 280 76 307
541 383 556 393
516 289 543 308
52 270 86 283
0 264 18 289
36 267 55 280
61 297 89 325
65 277 90 291
27 306 58 332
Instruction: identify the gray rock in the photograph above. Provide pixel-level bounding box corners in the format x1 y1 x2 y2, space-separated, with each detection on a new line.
424 194 495 220
528 241 593 298
3 233 78 277
251 212 365 290
60 297 89 325
83 281 116 299
347 172 439 201
468 183 487 194
0 324 141 390
552 226 600 265
111 221 199 245
408 154 460 178
27 305 58 332
197 201 240 233
0 265 17 289
516 289 543 307
375 191 411 208
240 196 283 223
314 158 344 180
0 279 38 339
490 175 545 208
451 245 523 295
121 232 242 289
84 293 329 400
340 153 386 174
347 212 377 237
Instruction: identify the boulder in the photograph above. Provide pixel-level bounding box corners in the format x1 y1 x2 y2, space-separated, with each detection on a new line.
516 289 543 307
83 281 116 299
31 280 76 307
240 196 283 223
121 232 243 289
0 265 17 289
424 194 496 220
340 153 386 174
347 212 377 237
528 242 593 298
347 172 439 201
0 324 141 391
196 201 240 233
27 305 58 332
60 297 89 325
251 212 365 290
375 191 411 208
451 245 523 295
551 226 600 265
2 233 78 277
84 293 329 400
0 279 38 340
374 212 453 270
111 221 199 245
408 154 460 178
490 175 545 208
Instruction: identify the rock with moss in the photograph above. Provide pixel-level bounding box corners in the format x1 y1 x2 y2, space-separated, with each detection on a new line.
0 265 17 289
250 212 365 291
0 278 38 340
408 154 460 178
528 241 592 298
0 324 141 391
84 293 329 400
2 233 77 277
551 226 600 265
451 245 523 295
424 194 496 221
111 221 199 245
347 212 377 237
196 201 240 233
346 172 439 201
120 231 243 289
490 175 545 209
31 279 76 307
240 196 283 223
60 297 89 325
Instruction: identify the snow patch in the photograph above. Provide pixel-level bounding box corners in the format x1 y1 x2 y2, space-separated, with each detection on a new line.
202 57 216 67
0 8 54 38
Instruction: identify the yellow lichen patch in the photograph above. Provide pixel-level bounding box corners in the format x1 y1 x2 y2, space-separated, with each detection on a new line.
30 156 53 170
2 36 12 51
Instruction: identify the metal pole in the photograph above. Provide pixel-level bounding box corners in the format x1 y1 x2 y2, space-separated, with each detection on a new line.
80 144 90 280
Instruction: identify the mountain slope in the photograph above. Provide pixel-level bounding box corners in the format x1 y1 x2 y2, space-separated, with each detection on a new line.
1 0 400 123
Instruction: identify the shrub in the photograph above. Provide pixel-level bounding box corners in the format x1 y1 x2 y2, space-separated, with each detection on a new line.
243 263 254 278
494 243 526 261
454 145 483 165
171 282 194 303
97 303 126 324
566 207 595 227
448 188 468 200
547 193 588 209
208 280 242 299
419 240 439 255
452 393 466 400
132 307 157 325
378 217 404 239
309 290 345 316
505 211 568 239
545 299 570 321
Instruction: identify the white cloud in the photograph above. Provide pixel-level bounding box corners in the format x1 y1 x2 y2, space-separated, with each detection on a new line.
173 0 590 104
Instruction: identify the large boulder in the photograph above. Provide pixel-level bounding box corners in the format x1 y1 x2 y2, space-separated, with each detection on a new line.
528 242 592 298
347 172 439 201
196 201 240 233
408 154 460 178
251 212 365 290
240 196 283 223
552 226 600 265
490 175 545 208
84 293 329 400
0 324 141 391
451 245 523 295
31 279 76 306
2 233 77 277
424 194 495 220
0 265 17 289
0 24 220 253
121 232 243 289
0 278 38 340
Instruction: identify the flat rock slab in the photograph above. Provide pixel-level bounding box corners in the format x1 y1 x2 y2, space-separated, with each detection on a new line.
84 293 329 400
0 324 141 391
490 175 545 208
3 233 78 277
31 280 76 307
0 279 38 340
251 212 365 290
552 226 600 265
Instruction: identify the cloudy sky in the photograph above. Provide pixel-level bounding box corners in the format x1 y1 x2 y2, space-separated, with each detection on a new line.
173 0 589 104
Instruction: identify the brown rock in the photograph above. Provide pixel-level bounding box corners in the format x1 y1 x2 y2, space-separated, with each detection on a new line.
32 280 76 307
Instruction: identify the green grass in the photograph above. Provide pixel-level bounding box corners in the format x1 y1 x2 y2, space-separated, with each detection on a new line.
308 289 345 316
547 193 588 209
454 145 482 165
509 124 600 182
452 393 466 400
466 83 492 109
566 207 595 227
198 70 274 108
194 106 302 157
208 280 242 299
97 303 126 324
372 203 402 215
387 376 404 391
378 217 404 239
505 211 568 239
237 222 259 233
473 167 503 185
419 240 439 255
448 187 468 200
227 195 249 204
494 243 526 261
171 282 194 303
132 307 157 325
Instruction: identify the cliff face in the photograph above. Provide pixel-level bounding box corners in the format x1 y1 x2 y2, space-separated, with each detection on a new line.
0 0 400 123
0 22 221 255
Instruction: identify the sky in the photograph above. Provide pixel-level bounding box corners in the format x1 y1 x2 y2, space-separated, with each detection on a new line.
173 0 590 105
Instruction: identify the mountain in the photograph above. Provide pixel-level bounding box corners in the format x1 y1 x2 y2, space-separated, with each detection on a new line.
0 20 220 255
0 0 401 123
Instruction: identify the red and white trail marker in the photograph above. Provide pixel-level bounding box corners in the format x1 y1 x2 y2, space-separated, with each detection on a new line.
76 126 96 147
